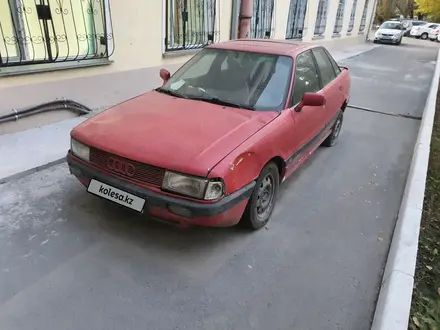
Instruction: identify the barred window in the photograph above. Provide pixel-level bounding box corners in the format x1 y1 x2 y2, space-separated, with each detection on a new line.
314 0 329 36
165 0 219 52
347 0 358 32
250 0 275 39
0 0 114 68
359 0 369 31
333 0 345 34
286 0 308 39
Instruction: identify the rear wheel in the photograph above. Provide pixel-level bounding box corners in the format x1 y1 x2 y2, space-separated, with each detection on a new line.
322 111 343 147
240 162 279 230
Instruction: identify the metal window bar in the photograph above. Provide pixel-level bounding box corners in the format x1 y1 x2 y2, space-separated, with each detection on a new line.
286 0 308 39
314 0 328 36
250 0 275 39
165 0 219 52
0 0 114 67
333 0 345 34
347 0 357 32
359 0 369 31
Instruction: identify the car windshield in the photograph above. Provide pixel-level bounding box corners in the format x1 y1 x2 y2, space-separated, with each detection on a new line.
380 22 403 30
159 48 293 111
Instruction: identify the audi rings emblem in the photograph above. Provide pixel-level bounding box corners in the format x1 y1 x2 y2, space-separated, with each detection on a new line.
107 157 136 177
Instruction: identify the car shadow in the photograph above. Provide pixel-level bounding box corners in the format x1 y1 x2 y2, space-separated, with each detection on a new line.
62 183 255 255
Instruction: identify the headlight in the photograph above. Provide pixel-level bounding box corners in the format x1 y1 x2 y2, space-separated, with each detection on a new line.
71 138 90 161
375 32 381 37
162 171 224 200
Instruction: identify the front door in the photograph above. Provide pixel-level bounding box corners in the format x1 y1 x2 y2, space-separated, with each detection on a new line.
284 50 324 176
311 47 341 126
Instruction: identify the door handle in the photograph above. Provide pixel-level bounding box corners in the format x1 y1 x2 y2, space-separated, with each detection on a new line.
338 85 343 91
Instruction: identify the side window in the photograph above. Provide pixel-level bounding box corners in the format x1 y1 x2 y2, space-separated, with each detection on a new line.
291 51 320 106
429 24 437 29
312 48 337 87
323 48 341 76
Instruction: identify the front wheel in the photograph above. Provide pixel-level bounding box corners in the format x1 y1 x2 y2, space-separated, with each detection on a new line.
322 112 344 147
240 162 279 230
421 33 428 40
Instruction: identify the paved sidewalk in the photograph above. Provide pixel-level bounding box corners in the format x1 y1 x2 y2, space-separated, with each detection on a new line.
0 43 378 183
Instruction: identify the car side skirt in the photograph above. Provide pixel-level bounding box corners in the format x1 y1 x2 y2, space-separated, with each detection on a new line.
284 112 339 179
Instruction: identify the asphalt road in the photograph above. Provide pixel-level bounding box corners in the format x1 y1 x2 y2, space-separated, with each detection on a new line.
0 40 437 330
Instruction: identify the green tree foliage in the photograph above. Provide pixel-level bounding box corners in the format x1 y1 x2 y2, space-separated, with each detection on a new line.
416 0 440 20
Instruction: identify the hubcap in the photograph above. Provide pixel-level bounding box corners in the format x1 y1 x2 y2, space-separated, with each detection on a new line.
331 117 342 143
256 173 275 221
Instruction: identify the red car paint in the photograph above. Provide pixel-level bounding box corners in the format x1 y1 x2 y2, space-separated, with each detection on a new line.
68 39 351 228
72 92 279 178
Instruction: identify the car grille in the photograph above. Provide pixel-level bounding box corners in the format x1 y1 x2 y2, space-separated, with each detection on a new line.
382 34 393 36
89 148 165 187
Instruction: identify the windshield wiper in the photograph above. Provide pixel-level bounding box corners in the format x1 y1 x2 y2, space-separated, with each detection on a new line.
187 96 254 110
155 88 188 99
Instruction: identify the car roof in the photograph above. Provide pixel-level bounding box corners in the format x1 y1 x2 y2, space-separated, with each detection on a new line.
383 20 401 24
207 39 318 57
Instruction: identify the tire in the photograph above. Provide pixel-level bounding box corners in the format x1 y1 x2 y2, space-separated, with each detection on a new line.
397 37 402 45
421 33 428 40
322 111 344 147
240 162 279 230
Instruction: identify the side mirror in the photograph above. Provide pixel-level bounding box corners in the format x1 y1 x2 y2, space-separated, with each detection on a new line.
159 69 170 84
295 93 325 112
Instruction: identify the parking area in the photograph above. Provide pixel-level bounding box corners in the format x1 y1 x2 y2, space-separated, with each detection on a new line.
0 40 438 330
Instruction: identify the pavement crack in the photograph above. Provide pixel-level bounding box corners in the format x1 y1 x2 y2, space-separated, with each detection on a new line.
346 104 422 120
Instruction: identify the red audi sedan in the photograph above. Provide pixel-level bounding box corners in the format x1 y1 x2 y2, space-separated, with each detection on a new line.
67 39 350 230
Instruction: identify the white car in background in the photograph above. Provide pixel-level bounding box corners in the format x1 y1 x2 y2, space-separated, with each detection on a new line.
410 23 440 39
374 21 405 45
429 26 440 41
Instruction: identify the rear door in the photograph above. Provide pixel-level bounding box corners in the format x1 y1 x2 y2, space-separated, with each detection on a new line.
311 47 341 126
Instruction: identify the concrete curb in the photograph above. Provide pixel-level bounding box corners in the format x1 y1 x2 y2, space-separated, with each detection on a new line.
0 157 66 184
370 49 440 330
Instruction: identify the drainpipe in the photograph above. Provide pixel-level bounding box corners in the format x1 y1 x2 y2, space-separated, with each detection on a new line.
231 0 240 39
238 0 253 39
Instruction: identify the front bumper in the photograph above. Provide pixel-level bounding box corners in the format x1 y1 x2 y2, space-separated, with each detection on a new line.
67 152 254 227
374 36 400 43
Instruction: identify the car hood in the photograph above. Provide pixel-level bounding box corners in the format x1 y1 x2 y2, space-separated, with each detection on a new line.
378 28 402 35
72 91 279 177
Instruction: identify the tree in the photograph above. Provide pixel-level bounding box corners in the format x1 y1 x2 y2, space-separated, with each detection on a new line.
376 0 398 22
416 0 440 20
396 0 412 17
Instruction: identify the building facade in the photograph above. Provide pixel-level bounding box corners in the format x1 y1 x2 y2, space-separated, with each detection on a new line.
0 0 375 134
